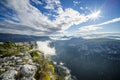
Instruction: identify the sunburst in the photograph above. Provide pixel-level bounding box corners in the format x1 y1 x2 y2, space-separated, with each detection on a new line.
90 10 101 21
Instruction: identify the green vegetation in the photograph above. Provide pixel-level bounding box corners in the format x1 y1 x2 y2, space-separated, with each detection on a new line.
0 41 20 56
22 58 29 63
0 41 31 57
30 50 57 80
54 66 66 80
0 41 67 80
30 50 43 63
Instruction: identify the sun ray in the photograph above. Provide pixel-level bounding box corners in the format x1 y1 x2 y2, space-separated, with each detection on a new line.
90 10 101 21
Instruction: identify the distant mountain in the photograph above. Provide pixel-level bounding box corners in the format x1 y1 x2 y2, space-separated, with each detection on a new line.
105 36 120 40
52 38 120 80
50 36 73 40
0 33 51 42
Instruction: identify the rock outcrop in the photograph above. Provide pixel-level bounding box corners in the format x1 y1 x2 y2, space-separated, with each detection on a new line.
0 41 74 80
0 52 37 80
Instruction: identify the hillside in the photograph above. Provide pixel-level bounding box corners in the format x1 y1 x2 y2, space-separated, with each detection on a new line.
0 41 73 80
53 38 120 80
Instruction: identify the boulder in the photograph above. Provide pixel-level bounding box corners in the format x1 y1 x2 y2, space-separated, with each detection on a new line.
0 69 17 80
20 64 37 80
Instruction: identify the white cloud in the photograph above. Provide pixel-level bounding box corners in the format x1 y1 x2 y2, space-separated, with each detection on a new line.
73 1 80 6
71 31 120 39
98 17 120 25
0 0 97 36
79 26 102 32
80 7 84 10
54 8 90 31
83 32 120 39
37 41 56 55
79 17 120 32
0 0 58 35
44 0 61 10
32 0 42 5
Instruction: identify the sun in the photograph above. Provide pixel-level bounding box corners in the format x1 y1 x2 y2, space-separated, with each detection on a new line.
90 10 101 21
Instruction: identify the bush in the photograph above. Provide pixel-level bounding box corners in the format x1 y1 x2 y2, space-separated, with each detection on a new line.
30 50 42 63
3 41 16 48
0 41 21 57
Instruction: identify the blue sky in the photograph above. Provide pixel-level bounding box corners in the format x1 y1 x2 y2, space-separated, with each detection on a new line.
0 0 120 37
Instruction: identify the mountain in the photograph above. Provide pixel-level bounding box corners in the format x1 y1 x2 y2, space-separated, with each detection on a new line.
0 33 51 42
105 36 120 40
52 38 120 80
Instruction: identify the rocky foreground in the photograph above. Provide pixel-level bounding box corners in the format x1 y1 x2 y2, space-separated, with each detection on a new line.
0 41 73 80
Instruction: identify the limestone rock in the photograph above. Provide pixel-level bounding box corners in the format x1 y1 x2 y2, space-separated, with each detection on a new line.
20 64 37 80
0 69 17 80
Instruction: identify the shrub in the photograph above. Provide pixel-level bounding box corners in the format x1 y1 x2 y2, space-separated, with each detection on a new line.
30 50 42 63
0 41 21 57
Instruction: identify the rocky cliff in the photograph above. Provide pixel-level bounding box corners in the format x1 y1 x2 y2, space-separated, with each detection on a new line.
0 41 73 80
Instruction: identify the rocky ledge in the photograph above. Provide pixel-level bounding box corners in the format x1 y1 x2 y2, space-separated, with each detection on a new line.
0 52 37 80
0 41 74 80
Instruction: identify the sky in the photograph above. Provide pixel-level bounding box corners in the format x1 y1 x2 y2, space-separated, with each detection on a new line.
0 0 120 37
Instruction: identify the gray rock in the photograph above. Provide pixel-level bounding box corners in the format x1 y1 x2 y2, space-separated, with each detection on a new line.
0 69 17 80
20 64 37 79
21 77 36 80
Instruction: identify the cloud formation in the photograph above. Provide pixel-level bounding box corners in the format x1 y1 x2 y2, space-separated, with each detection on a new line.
73 1 81 6
0 0 93 36
44 0 61 10
79 17 120 32
82 32 120 39
37 41 56 55
1 0 119 36
31 0 42 5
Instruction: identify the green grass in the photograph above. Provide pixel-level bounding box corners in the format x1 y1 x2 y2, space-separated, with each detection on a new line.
30 50 42 63
0 41 21 57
